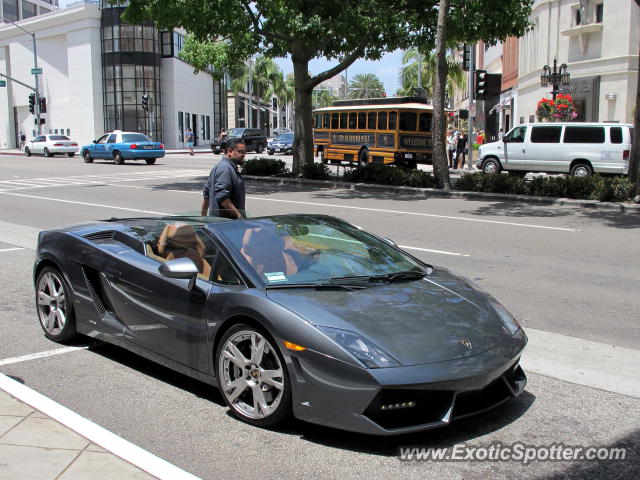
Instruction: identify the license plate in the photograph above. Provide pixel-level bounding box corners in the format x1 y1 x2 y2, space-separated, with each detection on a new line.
144 145 154 149
404 153 412 159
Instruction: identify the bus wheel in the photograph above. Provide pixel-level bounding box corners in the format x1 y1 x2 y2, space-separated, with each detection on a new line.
358 149 369 168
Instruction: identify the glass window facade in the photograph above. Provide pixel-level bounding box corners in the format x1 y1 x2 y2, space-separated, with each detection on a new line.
2 0 19 21
101 6 162 140
22 1 37 19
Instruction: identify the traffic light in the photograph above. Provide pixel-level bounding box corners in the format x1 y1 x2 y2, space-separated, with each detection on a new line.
34 118 45 125
39 97 46 113
141 93 149 110
475 70 487 100
462 44 472 71
28 93 36 114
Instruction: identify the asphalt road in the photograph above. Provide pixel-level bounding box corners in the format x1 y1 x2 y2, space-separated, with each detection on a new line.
1 152 638 479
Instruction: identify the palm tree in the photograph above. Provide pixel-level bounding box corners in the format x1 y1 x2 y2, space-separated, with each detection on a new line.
231 56 282 130
399 48 466 100
347 73 385 99
312 88 336 109
266 70 295 131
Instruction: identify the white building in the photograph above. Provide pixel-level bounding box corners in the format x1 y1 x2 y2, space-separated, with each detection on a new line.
0 1 227 149
518 0 638 124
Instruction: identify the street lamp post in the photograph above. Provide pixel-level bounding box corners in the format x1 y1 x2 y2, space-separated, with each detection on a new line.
540 59 571 101
1 17 41 135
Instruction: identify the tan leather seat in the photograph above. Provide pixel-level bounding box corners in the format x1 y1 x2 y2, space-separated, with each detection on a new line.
157 224 211 279
240 227 297 276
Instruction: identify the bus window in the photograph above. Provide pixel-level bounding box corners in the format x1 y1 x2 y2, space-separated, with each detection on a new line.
358 112 367 129
348 112 357 129
323 113 330 129
368 112 377 129
331 113 339 129
340 113 347 128
400 112 417 131
377 112 387 130
314 114 321 129
389 111 397 130
419 113 432 132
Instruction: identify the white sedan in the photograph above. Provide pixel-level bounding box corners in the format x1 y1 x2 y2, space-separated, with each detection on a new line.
25 135 79 157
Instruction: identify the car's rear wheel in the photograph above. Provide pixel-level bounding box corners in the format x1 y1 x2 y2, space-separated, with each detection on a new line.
216 323 291 427
35 266 77 342
83 150 93 163
145 158 156 165
67 153 75 158
44 147 53 157
24 147 32 157
113 151 124 165
570 163 593 177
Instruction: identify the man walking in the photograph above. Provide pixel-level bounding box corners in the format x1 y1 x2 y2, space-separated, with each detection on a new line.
184 128 195 156
201 138 246 219
456 132 467 169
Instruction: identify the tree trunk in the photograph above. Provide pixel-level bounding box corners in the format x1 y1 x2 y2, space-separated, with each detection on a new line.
432 0 452 189
629 37 640 196
291 53 314 173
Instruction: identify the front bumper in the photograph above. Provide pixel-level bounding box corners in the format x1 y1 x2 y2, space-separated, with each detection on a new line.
288 328 527 435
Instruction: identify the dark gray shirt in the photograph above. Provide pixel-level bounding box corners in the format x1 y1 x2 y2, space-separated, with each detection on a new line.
203 157 245 218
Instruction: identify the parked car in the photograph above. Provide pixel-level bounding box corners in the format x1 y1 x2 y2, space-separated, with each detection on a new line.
24 135 79 158
80 131 164 165
34 213 527 435
267 132 294 155
477 123 634 176
210 128 267 154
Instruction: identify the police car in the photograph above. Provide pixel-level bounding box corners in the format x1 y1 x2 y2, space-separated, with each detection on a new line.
80 131 165 165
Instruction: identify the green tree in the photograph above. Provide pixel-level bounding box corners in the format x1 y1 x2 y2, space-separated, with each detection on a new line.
124 0 534 176
312 88 337 109
347 73 385 99
399 48 465 99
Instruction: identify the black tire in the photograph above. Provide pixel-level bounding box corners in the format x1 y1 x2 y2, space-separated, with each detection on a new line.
216 323 291 427
44 147 53 158
35 266 77 342
256 143 265 154
24 147 32 157
482 158 502 174
145 158 156 165
267 149 275 156
113 151 124 165
358 149 369 168
83 150 93 163
67 152 75 158
214 149 221 155
570 162 593 177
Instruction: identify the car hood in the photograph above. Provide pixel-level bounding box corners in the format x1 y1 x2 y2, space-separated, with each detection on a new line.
266 268 514 366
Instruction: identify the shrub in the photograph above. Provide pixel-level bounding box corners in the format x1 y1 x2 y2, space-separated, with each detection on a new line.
343 164 436 188
242 158 289 176
302 162 332 180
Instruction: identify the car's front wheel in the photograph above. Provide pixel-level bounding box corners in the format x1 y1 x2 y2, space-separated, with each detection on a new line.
24 147 32 157
35 266 77 342
44 147 53 157
216 323 291 427
113 151 124 165
83 150 93 163
145 158 156 165
482 158 502 174
267 149 275 156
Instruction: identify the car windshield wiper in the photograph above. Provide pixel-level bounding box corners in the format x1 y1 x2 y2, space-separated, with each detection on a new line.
265 282 367 291
329 270 426 284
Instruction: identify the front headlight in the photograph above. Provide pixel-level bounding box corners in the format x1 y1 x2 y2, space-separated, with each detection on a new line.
490 300 521 335
285 144 292 148
318 327 400 368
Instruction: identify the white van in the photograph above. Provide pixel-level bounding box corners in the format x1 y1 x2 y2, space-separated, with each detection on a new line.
477 123 633 176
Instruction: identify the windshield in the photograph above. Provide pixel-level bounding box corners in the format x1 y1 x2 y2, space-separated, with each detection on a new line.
275 134 293 142
214 216 424 285
122 133 151 142
228 128 245 137
49 135 70 141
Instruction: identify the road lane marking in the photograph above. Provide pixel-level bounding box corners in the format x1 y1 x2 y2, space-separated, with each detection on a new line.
0 346 89 366
246 197 580 232
400 245 470 257
0 191 171 215
0 373 201 480
0 247 25 253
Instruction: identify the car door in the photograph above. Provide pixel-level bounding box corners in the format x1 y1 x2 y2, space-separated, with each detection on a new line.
502 126 527 170
92 134 109 158
526 126 564 172
31 136 46 154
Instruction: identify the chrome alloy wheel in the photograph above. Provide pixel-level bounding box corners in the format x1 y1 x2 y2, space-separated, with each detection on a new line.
37 271 68 336
219 330 285 420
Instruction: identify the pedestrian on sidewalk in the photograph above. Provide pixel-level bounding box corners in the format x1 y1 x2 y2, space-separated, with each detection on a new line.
456 132 468 169
184 128 195 155
19 131 26 150
201 138 246 219
447 130 458 168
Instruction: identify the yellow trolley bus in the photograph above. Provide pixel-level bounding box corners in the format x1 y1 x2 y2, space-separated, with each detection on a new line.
313 97 436 169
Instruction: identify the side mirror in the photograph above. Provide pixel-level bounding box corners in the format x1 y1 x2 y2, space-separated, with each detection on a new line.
93 140 98 143
158 257 199 290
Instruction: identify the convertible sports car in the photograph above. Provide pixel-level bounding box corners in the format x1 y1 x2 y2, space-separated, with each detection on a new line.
34 214 527 435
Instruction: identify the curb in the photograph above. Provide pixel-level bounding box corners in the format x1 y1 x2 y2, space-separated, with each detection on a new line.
242 175 640 213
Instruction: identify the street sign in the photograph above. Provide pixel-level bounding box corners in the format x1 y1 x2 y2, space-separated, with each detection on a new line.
0 80 6 87
31 68 42 75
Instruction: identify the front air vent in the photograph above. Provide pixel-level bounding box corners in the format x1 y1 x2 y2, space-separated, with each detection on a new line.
81 266 113 317
84 231 115 241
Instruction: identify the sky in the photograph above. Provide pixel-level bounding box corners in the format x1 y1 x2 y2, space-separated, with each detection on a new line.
58 1 407 94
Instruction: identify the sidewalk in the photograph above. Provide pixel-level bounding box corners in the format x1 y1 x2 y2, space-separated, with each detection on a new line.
0 146 213 156
0 373 199 480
